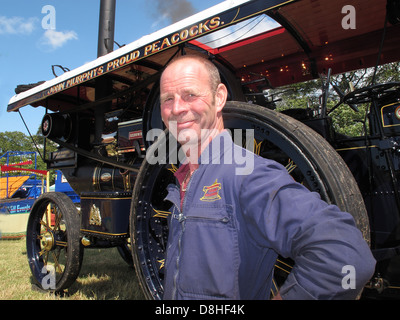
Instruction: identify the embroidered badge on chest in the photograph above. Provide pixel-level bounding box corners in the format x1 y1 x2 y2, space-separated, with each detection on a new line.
200 179 222 202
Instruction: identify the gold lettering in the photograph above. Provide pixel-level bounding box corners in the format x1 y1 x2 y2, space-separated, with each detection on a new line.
66 78 74 87
160 37 171 50
47 16 223 96
171 33 180 44
48 82 66 94
180 29 189 41
152 40 161 53
106 61 114 72
198 20 210 34
119 56 126 66
209 16 221 29
144 44 152 56
126 50 140 63
87 69 94 79
189 25 198 37
113 59 119 69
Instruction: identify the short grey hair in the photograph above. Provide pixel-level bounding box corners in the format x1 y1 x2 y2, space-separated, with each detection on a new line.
163 54 221 93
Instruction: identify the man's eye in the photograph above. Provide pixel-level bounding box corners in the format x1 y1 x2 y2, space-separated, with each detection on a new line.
184 93 197 101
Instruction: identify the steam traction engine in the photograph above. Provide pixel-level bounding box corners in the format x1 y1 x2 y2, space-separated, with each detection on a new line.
7 0 400 299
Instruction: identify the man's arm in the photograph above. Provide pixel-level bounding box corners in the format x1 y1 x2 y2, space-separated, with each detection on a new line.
240 160 376 299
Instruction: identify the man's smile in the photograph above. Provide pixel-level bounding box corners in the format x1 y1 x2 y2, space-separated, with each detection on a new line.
176 120 195 129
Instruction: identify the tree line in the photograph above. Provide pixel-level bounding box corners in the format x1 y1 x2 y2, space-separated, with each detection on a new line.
273 61 400 137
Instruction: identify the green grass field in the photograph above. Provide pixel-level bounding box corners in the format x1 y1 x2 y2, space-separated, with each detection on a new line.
0 238 145 300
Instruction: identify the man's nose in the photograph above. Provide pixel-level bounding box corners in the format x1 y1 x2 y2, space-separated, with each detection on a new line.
171 96 188 115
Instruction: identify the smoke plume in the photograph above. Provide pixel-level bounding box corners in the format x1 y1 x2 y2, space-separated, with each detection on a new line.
154 0 196 23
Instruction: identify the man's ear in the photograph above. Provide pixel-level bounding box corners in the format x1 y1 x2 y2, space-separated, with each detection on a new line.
215 83 228 112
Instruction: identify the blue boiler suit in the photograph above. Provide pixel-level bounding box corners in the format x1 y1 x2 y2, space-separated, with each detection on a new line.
162 130 375 299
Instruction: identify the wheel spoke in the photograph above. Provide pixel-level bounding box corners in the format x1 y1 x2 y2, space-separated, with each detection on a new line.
55 240 67 247
39 248 46 257
40 219 50 231
51 250 64 274
53 209 62 230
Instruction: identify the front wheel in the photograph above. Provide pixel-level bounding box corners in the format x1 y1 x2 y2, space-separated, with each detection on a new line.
26 192 83 292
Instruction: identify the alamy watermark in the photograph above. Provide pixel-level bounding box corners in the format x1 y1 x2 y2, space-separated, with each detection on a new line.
41 265 56 290
341 264 356 289
145 126 255 176
41 5 56 30
342 5 356 30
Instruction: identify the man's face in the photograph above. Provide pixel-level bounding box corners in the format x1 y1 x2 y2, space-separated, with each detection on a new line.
160 59 226 146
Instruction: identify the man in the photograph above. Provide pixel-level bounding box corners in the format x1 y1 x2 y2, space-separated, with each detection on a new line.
159 54 375 300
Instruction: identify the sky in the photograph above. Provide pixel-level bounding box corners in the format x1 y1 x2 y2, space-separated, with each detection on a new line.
0 0 224 136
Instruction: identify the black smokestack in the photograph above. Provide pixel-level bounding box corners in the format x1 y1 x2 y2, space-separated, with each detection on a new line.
95 0 116 146
97 0 116 57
